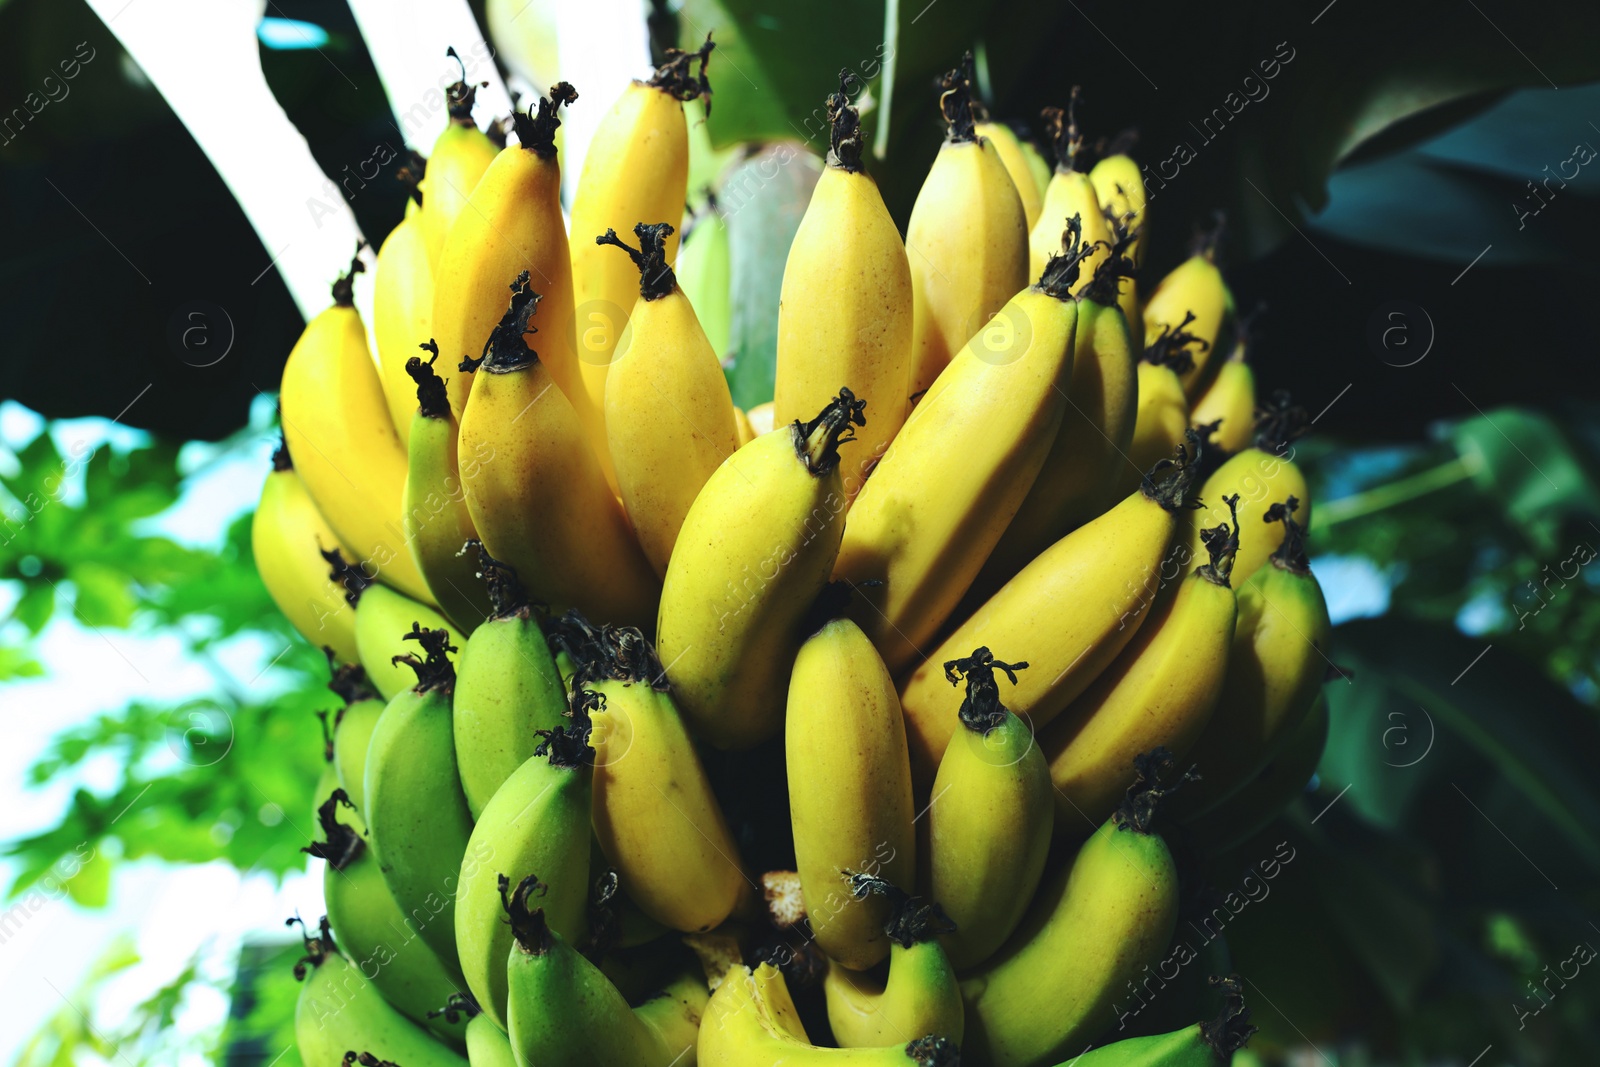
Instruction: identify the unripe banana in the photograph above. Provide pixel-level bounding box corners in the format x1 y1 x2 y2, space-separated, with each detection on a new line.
1088 144 1147 269
601 223 741 577
455 722 592 1030
458 272 659 628
1113 314 1206 500
1182 392 1311 585
363 627 474 968
836 229 1096 673
327 551 460 701
1180 500 1330 819
656 390 864 750
579 625 745 932
253 443 359 662
906 58 1029 398
975 118 1044 228
774 74 913 492
788 614 918 970
673 202 732 359
823 874 964 1047
1043 501 1242 828
923 651 1053 969
464 1008 518 1067
403 346 490 632
328 665 383 811
451 550 567 818
960 755 1184 1067
420 57 500 268
1028 92 1112 289
569 40 713 448
1142 223 1233 400
701 962 960 1067
279 253 432 603
1041 976 1257 1066
1188 331 1255 456
374 200 435 447
306 791 469 1043
432 85 592 438
503 878 704 1066
898 439 1201 781
1184 697 1327 855
291 916 467 1067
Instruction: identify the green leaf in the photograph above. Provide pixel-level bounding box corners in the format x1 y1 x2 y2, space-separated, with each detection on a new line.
70 560 138 628
0 645 44 680
11 581 55 634
63 848 112 908
1450 407 1600 553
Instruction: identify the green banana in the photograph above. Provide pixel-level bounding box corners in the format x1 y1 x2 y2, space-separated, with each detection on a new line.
674 201 732 358
923 650 1053 970
1184 698 1328 856
455 721 592 1031
961 752 1185 1067
363 626 474 970
328 664 383 812
326 549 461 701
463 1006 518 1067
451 549 568 818
291 916 466 1067
1043 977 1256 1066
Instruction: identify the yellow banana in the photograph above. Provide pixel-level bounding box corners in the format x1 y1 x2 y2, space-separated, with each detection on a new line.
1088 140 1147 268
601 222 741 577
906 57 1029 398
279 252 431 602
419 52 500 268
1188 328 1256 456
1102 204 1144 352
1040 977 1258 1067
579 625 745 933
824 874 963 1047
253 444 360 662
733 406 756 445
960 755 1184 1067
1182 391 1311 585
325 550 461 701
898 438 1200 781
774 73 914 494
569 39 714 451
975 118 1044 229
1113 313 1205 500
1028 91 1112 289
787 615 917 970
1180 499 1330 819
1142 221 1233 399
746 401 775 436
432 84 593 438
923 651 1053 969
701 962 960 1067
1018 136 1052 201
834 230 1094 673
656 390 865 750
403 345 490 632
1185 697 1328 855
374 201 435 445
458 272 659 628
1043 500 1242 829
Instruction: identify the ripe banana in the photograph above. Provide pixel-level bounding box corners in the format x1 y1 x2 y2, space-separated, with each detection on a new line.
569 39 713 445
1018 136 1052 201
432 84 591 438
363 627 475 968
327 550 460 701
824 874 964 1047
960 755 1184 1067
1042 976 1257 1066
291 916 467 1067
328 665 383 812
457 272 660 628
1114 314 1204 500
1043 500 1242 828
451 550 568 818
1180 499 1330 819
701 962 960 1067
306 790 469 1043
278 253 432 602
456 723 592 1030
835 228 1094 673
733 406 756 445
420 54 500 267
923 651 1053 969
374 201 435 446
906 57 1029 398
897 438 1200 781
746 401 775 437
672 201 732 358
601 222 742 576
402 345 490 632
1188 330 1255 456
656 390 864 750
787 615 917 970
1088 141 1147 269
580 625 746 932
1185 697 1327 855
978 250 1139 588
253 444 359 662
1028 91 1112 289
1142 222 1233 400
1182 391 1311 585
503 877 705 1066
774 73 913 492
975 118 1044 229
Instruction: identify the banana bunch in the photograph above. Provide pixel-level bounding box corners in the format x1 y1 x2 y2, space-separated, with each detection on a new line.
255 42 1351 1067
